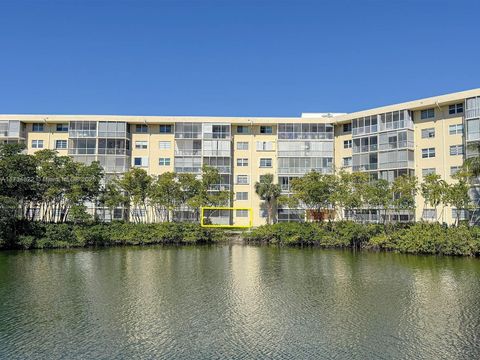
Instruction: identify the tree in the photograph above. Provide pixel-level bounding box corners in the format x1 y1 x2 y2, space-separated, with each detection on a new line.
289 171 336 222
117 168 153 223
364 179 391 225
99 179 129 221
445 170 472 226
149 172 182 222
333 171 369 220
420 173 448 222
254 173 282 224
391 175 418 221
0 143 39 219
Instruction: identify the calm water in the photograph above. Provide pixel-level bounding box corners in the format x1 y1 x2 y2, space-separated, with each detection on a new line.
1 245 479 360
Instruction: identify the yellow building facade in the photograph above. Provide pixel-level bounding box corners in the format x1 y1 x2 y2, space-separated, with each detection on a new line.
1 88 480 226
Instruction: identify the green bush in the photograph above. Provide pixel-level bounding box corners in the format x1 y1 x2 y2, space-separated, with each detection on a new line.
244 221 480 256
0 221 224 250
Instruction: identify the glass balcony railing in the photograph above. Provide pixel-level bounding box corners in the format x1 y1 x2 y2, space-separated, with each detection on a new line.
466 108 480 119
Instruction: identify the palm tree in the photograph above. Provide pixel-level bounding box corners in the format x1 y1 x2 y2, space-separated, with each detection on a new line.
254 174 281 225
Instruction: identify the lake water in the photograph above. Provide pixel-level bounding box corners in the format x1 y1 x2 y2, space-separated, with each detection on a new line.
1 245 479 359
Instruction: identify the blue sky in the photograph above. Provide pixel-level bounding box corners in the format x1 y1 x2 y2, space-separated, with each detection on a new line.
0 0 478 117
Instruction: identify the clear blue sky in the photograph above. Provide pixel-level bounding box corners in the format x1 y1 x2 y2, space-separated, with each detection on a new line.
0 0 478 117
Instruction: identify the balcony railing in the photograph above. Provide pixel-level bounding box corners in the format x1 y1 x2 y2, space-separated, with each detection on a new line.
174 149 202 156
352 163 378 171
466 108 480 119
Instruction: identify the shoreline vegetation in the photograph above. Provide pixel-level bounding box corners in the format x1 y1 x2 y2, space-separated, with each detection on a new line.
1 220 479 257
243 221 480 257
0 222 224 250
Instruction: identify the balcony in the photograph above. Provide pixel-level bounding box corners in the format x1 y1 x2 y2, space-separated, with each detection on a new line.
466 108 480 120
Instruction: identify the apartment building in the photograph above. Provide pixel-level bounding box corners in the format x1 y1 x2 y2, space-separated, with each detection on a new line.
1 88 480 226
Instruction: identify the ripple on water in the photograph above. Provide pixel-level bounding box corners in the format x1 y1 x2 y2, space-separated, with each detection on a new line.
0 246 479 359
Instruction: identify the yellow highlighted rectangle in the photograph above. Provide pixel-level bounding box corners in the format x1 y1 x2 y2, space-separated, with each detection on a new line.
200 206 253 228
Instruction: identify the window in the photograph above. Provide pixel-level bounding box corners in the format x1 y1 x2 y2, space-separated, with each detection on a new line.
420 108 435 119
344 140 352 149
133 157 148 167
260 126 273 134
236 209 249 217
55 140 67 149
135 141 148 149
236 192 248 200
450 145 464 156
159 124 172 133
260 158 272 168
422 168 436 176
343 157 352 167
31 140 43 148
159 158 171 166
237 158 249 166
343 123 352 133
159 141 171 149
449 124 463 135
237 142 249 150
236 175 249 184
422 209 436 220
56 123 68 132
450 166 462 176
421 128 435 138
449 103 464 115
256 141 274 151
237 125 249 134
135 124 148 133
452 209 469 220
32 123 44 132
421 148 435 158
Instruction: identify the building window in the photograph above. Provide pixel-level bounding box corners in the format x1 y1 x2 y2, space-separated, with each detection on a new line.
55 140 67 149
420 108 435 120
159 141 171 149
449 103 464 115
421 128 435 138
449 124 463 135
343 123 352 133
237 142 249 150
133 157 148 167
236 192 248 200
256 141 273 151
422 168 436 176
422 209 436 220
31 140 44 149
236 175 249 184
260 126 273 134
452 208 469 220
343 157 352 167
344 140 352 149
56 123 68 132
159 124 172 133
421 148 435 158
450 145 464 156
135 124 148 133
260 158 272 168
450 166 462 176
159 158 171 166
237 158 249 166
135 141 148 149
237 125 249 134
32 123 44 132
236 209 249 217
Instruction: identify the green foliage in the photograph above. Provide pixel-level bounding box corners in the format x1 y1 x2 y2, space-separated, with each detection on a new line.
244 221 480 256
0 222 224 250
290 171 337 218
254 173 282 224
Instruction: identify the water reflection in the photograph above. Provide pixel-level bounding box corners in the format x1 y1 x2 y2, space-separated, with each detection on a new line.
0 246 479 359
